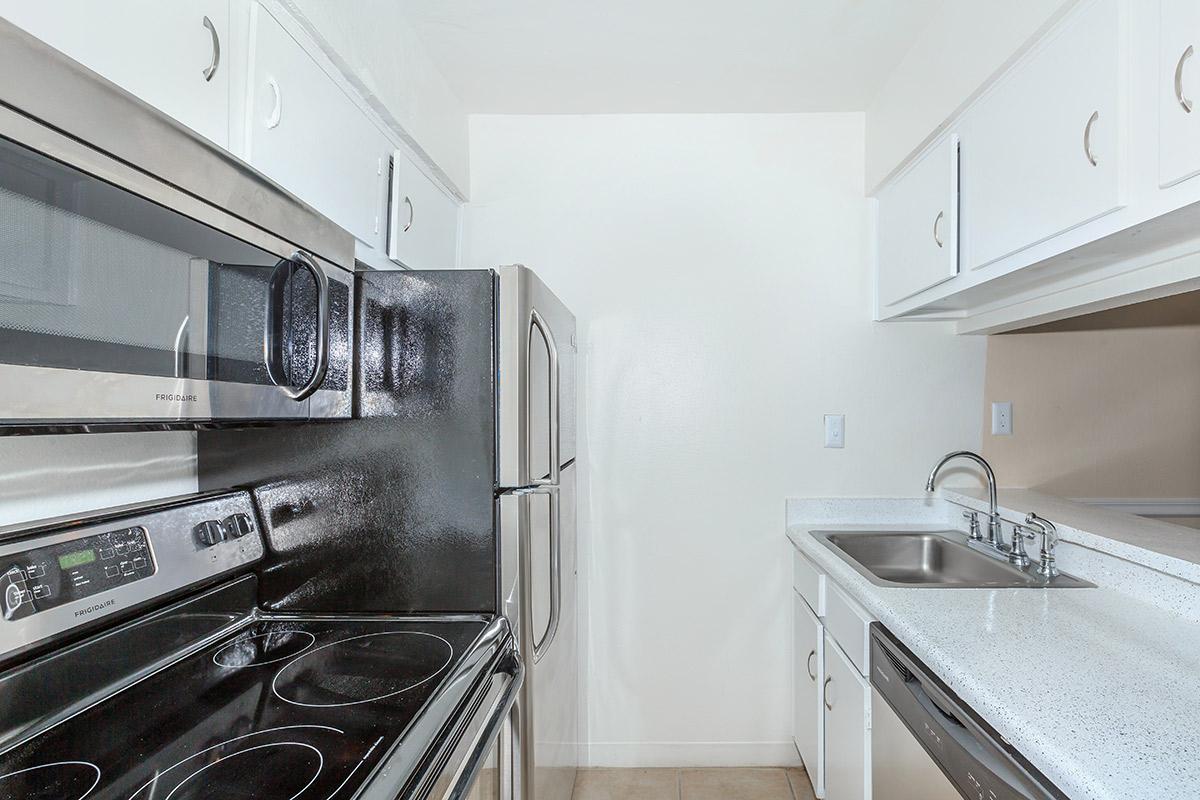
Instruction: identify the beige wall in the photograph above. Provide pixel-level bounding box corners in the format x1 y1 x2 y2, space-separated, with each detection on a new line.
981 293 1200 498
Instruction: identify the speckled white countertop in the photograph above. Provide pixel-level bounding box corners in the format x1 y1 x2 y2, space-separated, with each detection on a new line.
787 497 1200 800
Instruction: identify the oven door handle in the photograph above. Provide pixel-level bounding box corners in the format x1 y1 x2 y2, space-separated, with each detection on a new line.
429 648 524 800
264 251 330 401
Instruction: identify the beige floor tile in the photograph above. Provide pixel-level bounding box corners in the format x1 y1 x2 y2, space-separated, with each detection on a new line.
679 768 793 800
572 768 680 800
785 768 817 800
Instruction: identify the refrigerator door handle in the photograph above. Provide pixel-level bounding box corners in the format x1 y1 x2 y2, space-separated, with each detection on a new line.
517 484 562 663
529 308 560 488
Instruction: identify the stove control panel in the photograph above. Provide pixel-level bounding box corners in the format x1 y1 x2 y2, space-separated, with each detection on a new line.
0 526 155 622
0 492 264 660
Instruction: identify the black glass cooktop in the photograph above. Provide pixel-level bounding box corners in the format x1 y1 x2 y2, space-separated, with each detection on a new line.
0 618 486 800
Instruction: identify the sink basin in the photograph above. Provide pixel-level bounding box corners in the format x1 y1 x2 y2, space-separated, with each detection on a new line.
812 530 1094 588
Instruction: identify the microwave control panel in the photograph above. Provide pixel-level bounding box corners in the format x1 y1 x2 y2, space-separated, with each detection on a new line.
0 492 264 660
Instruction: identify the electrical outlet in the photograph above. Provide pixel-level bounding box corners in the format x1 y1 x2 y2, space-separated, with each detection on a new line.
824 414 845 448
991 401 1013 435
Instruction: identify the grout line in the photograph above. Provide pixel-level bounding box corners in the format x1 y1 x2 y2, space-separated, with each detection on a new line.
676 767 683 800
785 768 798 800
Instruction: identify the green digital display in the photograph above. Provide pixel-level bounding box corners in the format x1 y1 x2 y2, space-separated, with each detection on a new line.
58 549 97 570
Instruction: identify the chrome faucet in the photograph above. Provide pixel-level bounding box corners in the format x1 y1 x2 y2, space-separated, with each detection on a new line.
925 451 1002 548
1024 513 1059 579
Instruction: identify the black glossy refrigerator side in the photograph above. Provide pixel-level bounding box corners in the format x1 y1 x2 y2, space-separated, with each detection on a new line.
197 269 499 615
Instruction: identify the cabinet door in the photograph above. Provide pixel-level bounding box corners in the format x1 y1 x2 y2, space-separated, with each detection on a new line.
247 5 389 248
0 0 230 147
876 134 958 307
1160 0 1200 187
793 592 825 798
388 152 460 269
823 634 870 800
963 0 1124 269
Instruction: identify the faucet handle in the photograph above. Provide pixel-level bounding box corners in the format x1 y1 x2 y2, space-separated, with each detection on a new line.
1024 513 1060 579
961 510 982 541
1007 523 1035 568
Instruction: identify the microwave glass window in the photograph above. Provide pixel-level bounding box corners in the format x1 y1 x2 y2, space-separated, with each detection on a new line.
0 135 346 389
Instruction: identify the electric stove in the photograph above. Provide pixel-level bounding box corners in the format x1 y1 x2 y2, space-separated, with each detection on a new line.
0 493 520 800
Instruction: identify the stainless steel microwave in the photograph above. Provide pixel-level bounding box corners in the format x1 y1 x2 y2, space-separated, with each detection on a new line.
0 20 355 432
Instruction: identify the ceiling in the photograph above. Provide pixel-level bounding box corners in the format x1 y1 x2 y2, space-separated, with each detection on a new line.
398 0 945 114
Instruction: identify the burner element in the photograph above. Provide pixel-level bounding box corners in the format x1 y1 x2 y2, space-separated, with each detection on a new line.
127 726 337 800
0 761 100 800
272 631 453 708
160 742 321 800
214 629 316 668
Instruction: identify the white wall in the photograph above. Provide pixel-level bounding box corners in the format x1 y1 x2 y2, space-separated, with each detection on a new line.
463 114 987 765
865 0 1071 191
0 432 197 528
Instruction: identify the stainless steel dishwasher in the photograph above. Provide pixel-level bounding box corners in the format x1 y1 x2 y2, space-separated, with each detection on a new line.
870 624 1068 800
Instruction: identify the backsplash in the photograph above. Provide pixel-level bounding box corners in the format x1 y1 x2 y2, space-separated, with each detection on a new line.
0 431 197 528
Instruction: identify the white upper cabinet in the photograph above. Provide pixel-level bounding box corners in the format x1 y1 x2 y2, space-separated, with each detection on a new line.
387 151 460 270
1159 0 1200 187
876 134 959 308
963 0 1126 270
245 5 391 250
1 1 231 147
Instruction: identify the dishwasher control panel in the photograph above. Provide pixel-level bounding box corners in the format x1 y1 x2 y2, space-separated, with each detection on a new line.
0 492 264 660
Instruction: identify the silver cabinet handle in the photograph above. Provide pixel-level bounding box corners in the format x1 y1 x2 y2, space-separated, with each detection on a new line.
933 210 945 248
265 77 283 129
1177 45 1195 113
529 308 561 488
202 16 220 82
1083 110 1099 167
264 251 330 401
806 650 817 682
403 195 414 232
823 676 834 711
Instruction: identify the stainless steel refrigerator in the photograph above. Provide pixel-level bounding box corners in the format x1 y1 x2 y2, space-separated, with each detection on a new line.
496 265 580 800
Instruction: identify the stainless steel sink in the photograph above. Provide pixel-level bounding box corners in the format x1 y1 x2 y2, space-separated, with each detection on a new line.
812 530 1094 588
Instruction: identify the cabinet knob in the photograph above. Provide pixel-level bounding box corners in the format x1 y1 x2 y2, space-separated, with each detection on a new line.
806 650 817 682
823 676 835 711
933 210 945 248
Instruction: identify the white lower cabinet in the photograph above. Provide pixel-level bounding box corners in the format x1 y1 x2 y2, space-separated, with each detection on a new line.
793 592 825 797
823 632 871 800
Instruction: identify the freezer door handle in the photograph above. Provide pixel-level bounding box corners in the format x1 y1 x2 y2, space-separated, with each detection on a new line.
529 308 560 488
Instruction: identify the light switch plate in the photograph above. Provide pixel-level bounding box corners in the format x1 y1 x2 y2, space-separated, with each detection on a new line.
824 414 845 448
991 401 1013 435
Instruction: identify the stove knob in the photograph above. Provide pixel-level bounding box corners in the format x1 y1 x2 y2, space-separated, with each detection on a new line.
224 513 255 539
194 519 227 547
